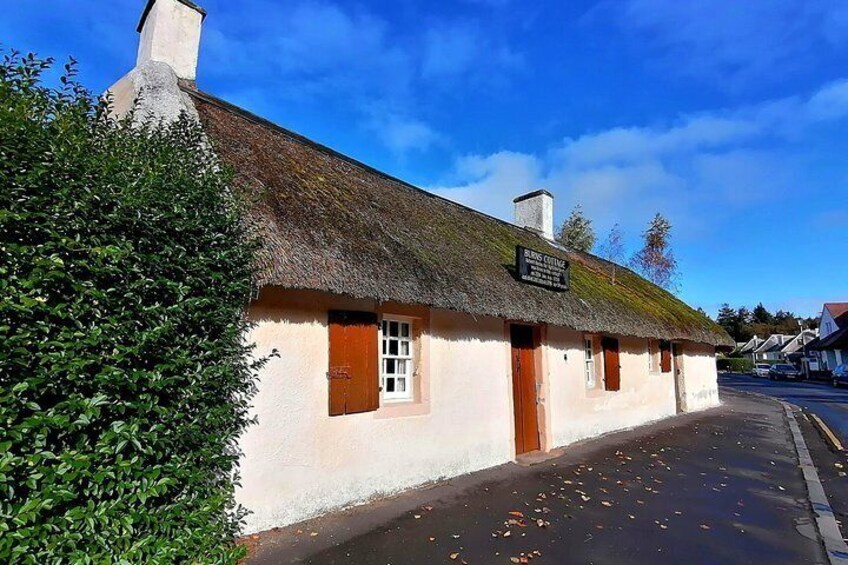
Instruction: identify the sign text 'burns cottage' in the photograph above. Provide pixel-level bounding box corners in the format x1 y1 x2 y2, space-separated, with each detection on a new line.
515 246 570 292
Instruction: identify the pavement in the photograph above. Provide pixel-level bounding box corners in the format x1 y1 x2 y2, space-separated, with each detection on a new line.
722 372 848 560
720 372 848 447
243 387 841 564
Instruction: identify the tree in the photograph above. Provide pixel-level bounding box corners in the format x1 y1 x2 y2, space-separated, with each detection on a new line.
629 213 679 291
1 51 267 562
597 223 625 284
715 303 754 342
752 302 773 325
556 205 596 252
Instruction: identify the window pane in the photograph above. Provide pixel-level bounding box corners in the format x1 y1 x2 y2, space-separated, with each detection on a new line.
397 378 406 392
385 358 396 374
382 321 387 335
389 340 398 355
400 341 409 356
396 359 407 375
401 323 409 337
389 321 399 337
386 378 395 392
382 340 386 355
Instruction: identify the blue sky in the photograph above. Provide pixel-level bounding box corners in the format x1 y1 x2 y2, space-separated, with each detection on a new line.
4 0 848 317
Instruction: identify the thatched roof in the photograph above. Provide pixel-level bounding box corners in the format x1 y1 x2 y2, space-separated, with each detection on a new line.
184 87 732 347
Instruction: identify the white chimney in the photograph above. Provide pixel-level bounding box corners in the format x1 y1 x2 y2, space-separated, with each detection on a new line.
137 0 206 81
513 190 554 240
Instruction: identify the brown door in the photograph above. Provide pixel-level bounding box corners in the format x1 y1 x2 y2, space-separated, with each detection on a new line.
510 324 540 454
328 310 379 416
660 340 672 373
602 337 621 391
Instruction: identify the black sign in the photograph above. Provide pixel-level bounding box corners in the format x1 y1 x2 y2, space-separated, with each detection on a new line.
516 246 570 291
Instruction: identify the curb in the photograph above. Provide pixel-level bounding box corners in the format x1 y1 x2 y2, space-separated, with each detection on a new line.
782 402 848 565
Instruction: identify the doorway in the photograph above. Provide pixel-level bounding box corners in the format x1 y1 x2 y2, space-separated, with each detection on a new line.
510 324 541 455
672 342 685 413
601 337 621 391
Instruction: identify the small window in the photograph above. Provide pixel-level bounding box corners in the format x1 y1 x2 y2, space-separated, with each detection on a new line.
584 338 596 388
381 318 414 401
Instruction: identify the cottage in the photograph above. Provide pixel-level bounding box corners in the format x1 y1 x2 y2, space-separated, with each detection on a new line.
109 0 733 533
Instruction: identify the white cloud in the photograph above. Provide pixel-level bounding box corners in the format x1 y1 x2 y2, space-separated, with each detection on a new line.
365 111 443 155
432 151 541 212
430 79 848 239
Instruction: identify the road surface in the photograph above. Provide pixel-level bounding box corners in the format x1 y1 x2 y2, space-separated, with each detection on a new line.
720 372 848 446
246 390 826 565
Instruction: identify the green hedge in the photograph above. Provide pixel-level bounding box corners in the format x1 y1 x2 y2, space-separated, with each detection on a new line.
716 358 754 373
1 52 267 563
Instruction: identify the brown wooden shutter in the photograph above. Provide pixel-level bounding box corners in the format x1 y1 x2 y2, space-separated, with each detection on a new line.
602 337 621 391
328 310 379 416
660 340 672 373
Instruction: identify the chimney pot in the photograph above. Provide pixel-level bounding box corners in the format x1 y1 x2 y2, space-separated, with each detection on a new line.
513 189 554 240
137 0 206 81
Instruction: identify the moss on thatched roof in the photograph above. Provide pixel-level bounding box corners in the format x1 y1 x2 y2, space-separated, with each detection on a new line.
185 87 732 347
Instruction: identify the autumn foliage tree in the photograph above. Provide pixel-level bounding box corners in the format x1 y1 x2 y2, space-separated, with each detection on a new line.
629 213 679 291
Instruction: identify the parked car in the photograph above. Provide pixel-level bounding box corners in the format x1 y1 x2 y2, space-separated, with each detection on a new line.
833 364 848 388
768 364 803 381
752 364 771 378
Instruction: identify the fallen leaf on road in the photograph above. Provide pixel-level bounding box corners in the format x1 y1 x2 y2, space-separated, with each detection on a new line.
601 501 612 507
509 511 525 518
700 524 711 530
449 552 459 560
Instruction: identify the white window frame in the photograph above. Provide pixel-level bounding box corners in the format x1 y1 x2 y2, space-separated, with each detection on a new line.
584 337 596 389
380 317 414 402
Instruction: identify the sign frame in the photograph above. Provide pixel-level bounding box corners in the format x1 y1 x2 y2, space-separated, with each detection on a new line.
515 245 570 292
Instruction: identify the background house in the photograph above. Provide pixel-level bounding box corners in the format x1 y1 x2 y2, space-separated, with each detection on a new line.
751 334 793 361
814 303 848 370
737 336 763 362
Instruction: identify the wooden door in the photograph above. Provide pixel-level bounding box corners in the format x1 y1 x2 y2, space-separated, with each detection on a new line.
602 337 621 391
510 324 540 455
660 340 672 373
328 310 379 416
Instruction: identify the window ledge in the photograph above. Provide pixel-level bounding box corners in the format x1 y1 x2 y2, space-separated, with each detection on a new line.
374 400 431 419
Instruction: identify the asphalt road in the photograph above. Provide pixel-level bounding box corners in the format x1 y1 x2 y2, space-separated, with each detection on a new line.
720 372 848 446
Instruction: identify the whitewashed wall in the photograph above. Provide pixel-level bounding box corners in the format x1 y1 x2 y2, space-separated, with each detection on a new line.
237 289 719 533
237 291 514 534
677 341 721 411
544 329 678 447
